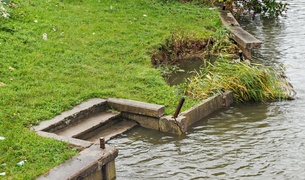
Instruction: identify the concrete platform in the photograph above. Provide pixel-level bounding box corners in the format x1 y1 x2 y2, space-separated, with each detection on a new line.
219 9 262 59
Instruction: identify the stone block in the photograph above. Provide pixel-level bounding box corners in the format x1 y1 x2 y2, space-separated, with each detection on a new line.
33 98 107 132
107 98 164 117
180 94 223 127
121 112 159 131
230 27 262 49
37 145 118 180
159 115 185 135
36 131 93 149
219 10 240 27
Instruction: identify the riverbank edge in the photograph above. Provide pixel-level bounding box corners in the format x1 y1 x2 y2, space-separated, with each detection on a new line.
33 6 263 180
218 7 262 59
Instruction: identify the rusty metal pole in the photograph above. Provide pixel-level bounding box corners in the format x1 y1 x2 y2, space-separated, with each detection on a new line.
173 97 185 119
100 137 105 149
239 50 244 61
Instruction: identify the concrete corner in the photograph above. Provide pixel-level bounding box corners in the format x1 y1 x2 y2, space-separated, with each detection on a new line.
222 90 234 107
159 115 186 135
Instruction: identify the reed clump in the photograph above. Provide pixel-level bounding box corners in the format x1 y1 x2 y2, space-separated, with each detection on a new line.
181 59 295 102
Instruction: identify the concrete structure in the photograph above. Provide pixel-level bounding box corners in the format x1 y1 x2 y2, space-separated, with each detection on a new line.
219 9 262 59
33 90 233 179
33 5 257 180
37 145 118 180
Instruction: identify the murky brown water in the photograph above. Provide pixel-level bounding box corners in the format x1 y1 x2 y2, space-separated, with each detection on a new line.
109 1 305 179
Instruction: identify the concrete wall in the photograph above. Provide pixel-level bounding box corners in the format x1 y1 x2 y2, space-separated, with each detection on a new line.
33 91 234 179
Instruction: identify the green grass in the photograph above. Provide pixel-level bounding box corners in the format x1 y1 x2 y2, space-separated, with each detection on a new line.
0 0 221 179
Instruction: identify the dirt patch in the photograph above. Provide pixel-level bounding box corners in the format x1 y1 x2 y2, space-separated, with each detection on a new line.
151 31 215 66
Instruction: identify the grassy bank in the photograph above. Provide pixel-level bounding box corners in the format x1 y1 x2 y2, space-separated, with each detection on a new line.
0 0 221 178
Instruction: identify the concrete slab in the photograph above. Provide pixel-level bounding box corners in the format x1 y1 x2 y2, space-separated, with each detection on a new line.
37 145 118 180
180 94 223 127
219 10 240 27
121 112 160 131
107 98 164 118
36 131 93 149
56 112 120 138
33 98 108 132
218 8 262 59
88 119 138 143
230 26 262 49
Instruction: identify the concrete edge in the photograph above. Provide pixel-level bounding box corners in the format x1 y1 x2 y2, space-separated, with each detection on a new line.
32 98 107 131
218 8 262 59
107 98 165 118
36 131 93 149
33 91 233 139
37 145 118 180
160 91 234 134
219 10 240 27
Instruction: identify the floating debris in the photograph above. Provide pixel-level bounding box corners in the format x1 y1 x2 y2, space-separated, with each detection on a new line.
0 136 5 140
0 172 5 176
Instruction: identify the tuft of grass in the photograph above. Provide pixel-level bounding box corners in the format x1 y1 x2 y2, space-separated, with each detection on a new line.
181 59 295 102
0 0 220 178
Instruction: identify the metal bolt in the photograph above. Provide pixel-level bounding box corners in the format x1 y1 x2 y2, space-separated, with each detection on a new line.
239 50 244 61
100 137 105 149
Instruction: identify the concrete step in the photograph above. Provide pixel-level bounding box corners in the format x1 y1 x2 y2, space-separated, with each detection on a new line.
230 26 262 49
86 119 138 143
56 112 120 138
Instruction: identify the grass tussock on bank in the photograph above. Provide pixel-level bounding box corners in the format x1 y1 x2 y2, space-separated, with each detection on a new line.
0 0 221 178
182 59 294 102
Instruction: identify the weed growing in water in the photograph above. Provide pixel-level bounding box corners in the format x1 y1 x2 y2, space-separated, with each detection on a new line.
181 59 295 102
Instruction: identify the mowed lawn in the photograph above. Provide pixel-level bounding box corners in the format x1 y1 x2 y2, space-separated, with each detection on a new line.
0 0 220 179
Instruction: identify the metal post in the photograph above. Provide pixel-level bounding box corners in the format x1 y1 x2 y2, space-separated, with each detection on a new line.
173 97 185 119
100 137 105 149
239 50 244 61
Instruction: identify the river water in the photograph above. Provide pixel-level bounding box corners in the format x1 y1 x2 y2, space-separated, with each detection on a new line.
109 1 305 179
